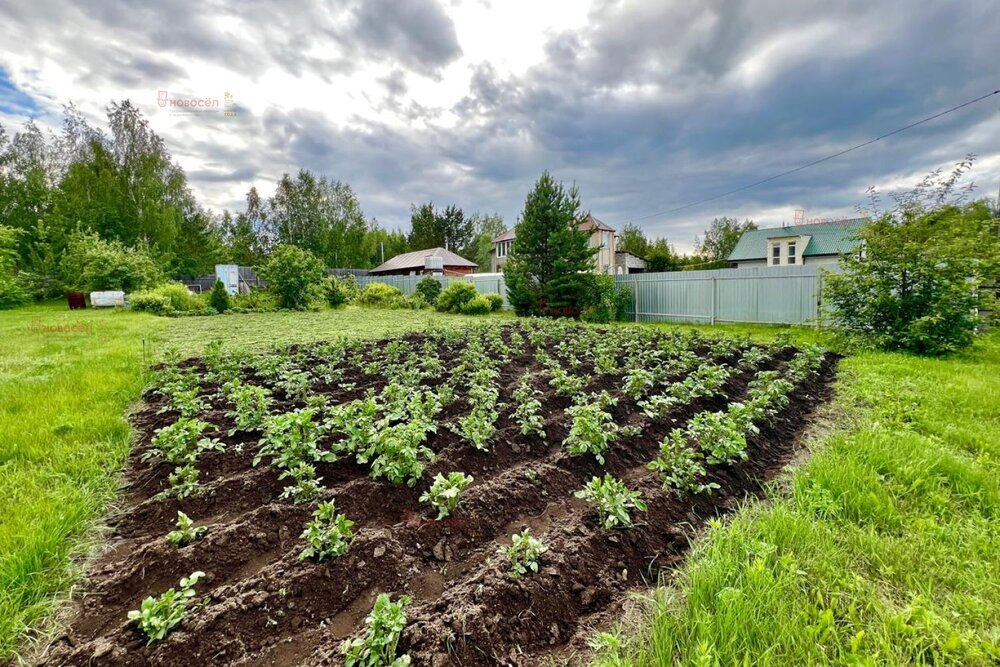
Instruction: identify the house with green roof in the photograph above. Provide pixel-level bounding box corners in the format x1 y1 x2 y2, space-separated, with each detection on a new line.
727 218 867 268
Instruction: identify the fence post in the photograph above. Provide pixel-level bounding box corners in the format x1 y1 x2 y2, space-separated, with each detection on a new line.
710 276 716 325
633 280 639 323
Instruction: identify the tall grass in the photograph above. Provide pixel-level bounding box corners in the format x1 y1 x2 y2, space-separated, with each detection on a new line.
592 333 1000 666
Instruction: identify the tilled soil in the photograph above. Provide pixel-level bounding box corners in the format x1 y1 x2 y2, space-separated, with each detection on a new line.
35 327 837 667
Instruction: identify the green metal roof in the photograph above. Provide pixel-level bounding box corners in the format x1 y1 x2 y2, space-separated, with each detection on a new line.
727 218 867 261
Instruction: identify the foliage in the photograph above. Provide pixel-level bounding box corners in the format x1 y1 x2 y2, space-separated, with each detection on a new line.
824 200 996 355
258 244 325 310
467 212 506 271
695 217 757 264
419 472 474 519
500 528 547 579
355 282 409 309
408 202 474 257
617 223 650 258
256 408 333 502
299 500 355 561
127 572 204 644
512 375 545 438
581 274 632 323
648 432 719 495
208 279 230 313
460 294 492 315
503 171 596 316
435 280 478 313
415 276 443 304
232 288 278 311
483 292 504 311
146 417 217 465
60 232 162 292
131 283 204 315
0 226 30 309
342 594 412 667
166 511 206 547
564 391 619 464
575 474 647 530
223 381 271 434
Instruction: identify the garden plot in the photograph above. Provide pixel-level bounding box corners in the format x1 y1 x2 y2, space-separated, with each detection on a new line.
40 321 837 666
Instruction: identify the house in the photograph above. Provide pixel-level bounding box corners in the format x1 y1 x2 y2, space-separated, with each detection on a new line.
490 214 618 273
727 218 867 268
614 250 647 274
370 247 477 276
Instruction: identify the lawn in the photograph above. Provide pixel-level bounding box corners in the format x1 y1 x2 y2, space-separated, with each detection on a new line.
2 302 997 664
0 303 503 660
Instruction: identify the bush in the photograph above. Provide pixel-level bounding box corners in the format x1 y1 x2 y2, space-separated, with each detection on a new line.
483 293 504 312
129 293 173 315
823 202 997 355
324 276 348 308
130 283 204 315
415 276 443 305
436 281 478 313
581 275 632 323
338 274 360 302
257 245 325 310
60 232 162 292
232 289 278 311
0 273 30 310
461 295 491 315
208 279 231 313
355 282 408 309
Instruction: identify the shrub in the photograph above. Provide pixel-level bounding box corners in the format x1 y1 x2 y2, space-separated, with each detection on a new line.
338 274 361 302
232 288 278 311
436 280 478 313
460 295 491 315
257 244 325 310
581 274 632 323
129 292 173 315
323 276 348 307
484 292 504 311
415 276 443 304
355 282 408 309
208 279 231 312
60 232 162 292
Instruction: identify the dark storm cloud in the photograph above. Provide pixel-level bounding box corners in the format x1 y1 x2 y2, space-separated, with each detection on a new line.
350 0 463 75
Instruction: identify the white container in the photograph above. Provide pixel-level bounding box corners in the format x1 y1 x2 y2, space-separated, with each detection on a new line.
91 291 125 307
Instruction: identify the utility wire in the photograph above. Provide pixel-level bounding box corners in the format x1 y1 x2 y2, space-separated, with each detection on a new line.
624 87 1000 224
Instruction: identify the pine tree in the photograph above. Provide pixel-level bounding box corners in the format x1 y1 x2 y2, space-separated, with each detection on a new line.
208 278 231 312
503 171 596 316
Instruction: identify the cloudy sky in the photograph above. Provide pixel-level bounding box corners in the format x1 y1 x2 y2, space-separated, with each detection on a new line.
1 0 998 250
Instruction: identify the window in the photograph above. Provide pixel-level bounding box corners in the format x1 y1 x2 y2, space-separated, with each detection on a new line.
601 232 609 248
787 241 796 265
497 240 511 258
771 243 781 266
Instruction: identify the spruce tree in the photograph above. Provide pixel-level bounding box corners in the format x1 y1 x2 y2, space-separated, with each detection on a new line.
503 171 596 316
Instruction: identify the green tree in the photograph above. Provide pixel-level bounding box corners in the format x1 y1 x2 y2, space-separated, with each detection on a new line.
467 212 506 271
221 187 269 265
407 203 474 254
503 171 596 316
617 223 650 258
257 244 325 310
695 217 756 264
59 232 162 292
208 279 231 312
367 224 409 268
645 238 681 272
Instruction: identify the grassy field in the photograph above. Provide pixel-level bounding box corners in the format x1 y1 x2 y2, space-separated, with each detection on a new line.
3 303 997 664
593 331 1000 665
0 303 502 660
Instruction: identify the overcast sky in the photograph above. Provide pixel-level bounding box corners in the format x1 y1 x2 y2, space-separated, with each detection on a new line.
1 0 998 251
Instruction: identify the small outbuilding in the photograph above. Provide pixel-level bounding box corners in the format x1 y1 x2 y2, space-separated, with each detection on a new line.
370 247 477 276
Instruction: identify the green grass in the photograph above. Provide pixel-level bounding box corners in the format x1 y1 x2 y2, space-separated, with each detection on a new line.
592 330 1000 666
0 302 501 660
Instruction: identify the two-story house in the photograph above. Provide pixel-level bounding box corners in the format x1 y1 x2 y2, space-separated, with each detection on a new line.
490 214 618 273
727 218 866 268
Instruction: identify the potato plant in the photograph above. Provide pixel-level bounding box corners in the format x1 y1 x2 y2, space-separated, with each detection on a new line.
342 594 412 667
420 472 474 519
648 433 718 496
500 528 546 579
299 500 354 562
127 571 205 644
223 380 272 435
512 375 545 438
575 475 647 530
564 391 618 464
166 511 206 546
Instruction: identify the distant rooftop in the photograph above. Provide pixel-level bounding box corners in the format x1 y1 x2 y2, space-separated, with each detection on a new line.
728 218 867 261
370 247 477 274
492 213 615 244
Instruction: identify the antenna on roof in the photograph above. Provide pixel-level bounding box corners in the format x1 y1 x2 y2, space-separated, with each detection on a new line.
794 209 805 226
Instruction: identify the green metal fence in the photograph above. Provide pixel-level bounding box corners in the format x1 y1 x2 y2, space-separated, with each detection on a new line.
355 265 836 324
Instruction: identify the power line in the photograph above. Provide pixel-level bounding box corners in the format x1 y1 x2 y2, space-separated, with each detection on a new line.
624 87 1000 225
